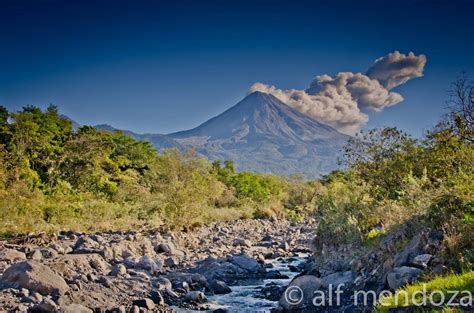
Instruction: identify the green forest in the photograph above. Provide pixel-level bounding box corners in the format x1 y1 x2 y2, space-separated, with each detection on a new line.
0 104 317 235
0 78 472 274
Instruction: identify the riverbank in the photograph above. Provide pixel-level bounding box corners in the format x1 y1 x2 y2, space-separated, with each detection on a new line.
0 219 315 312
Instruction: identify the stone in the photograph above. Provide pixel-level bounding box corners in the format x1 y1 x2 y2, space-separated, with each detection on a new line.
387 266 423 290
49 243 65 255
62 304 93 313
321 271 357 289
153 277 172 290
90 234 105 244
230 254 262 273
149 290 165 305
155 243 173 254
0 261 69 295
28 249 43 261
210 279 232 294
110 264 127 276
30 302 57 312
394 233 426 267
184 291 207 303
232 239 252 248
280 241 290 252
98 276 114 288
40 248 59 259
164 256 179 268
132 298 155 310
0 248 26 262
432 264 448 275
412 254 432 269
279 275 322 310
136 256 162 274
73 237 101 254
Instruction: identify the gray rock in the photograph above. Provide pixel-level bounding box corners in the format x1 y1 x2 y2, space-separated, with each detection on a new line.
279 275 322 310
280 241 290 252
110 264 126 276
387 266 423 290
394 233 426 267
133 298 155 310
136 256 162 274
230 254 262 273
40 248 59 259
49 243 65 255
98 276 113 288
210 280 231 294
432 264 448 275
185 291 207 303
232 239 252 248
412 254 432 269
28 249 43 261
0 248 26 262
321 271 357 289
153 277 172 290
0 261 69 295
30 302 57 312
164 256 179 268
73 237 101 254
31 292 43 302
90 234 105 244
149 290 165 305
63 304 93 313
155 243 174 254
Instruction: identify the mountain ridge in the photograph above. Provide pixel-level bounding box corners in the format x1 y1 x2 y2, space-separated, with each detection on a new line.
167 91 349 178
73 91 348 178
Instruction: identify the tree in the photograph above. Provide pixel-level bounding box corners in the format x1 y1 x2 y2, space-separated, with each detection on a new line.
445 73 474 143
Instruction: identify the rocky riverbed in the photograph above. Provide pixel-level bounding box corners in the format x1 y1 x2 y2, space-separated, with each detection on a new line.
0 219 316 312
0 218 463 312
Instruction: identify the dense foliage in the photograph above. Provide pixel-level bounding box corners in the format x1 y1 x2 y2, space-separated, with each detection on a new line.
314 76 473 272
0 107 315 236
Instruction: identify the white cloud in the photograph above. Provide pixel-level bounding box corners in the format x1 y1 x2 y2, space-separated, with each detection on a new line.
249 51 426 134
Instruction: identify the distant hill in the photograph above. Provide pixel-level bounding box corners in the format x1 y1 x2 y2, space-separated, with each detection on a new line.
94 124 184 152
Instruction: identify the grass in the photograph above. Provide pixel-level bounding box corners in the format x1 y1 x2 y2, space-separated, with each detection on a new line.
376 271 474 312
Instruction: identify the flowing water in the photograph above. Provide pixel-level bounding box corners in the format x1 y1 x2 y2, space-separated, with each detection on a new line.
177 253 309 313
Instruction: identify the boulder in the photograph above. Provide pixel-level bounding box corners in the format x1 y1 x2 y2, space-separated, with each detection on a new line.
40 248 59 259
321 271 357 289
155 243 174 255
209 279 232 294
387 266 423 290
28 249 43 261
73 237 102 254
0 248 26 262
149 290 165 305
184 291 207 303
279 275 322 310
136 256 163 274
412 254 432 269
279 241 290 252
132 298 155 310
394 233 426 267
62 304 93 313
164 256 179 268
230 254 262 273
153 277 172 290
110 264 126 276
232 239 252 248
0 261 69 295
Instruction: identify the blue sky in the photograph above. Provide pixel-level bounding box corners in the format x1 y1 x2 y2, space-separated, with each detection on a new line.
0 0 473 137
